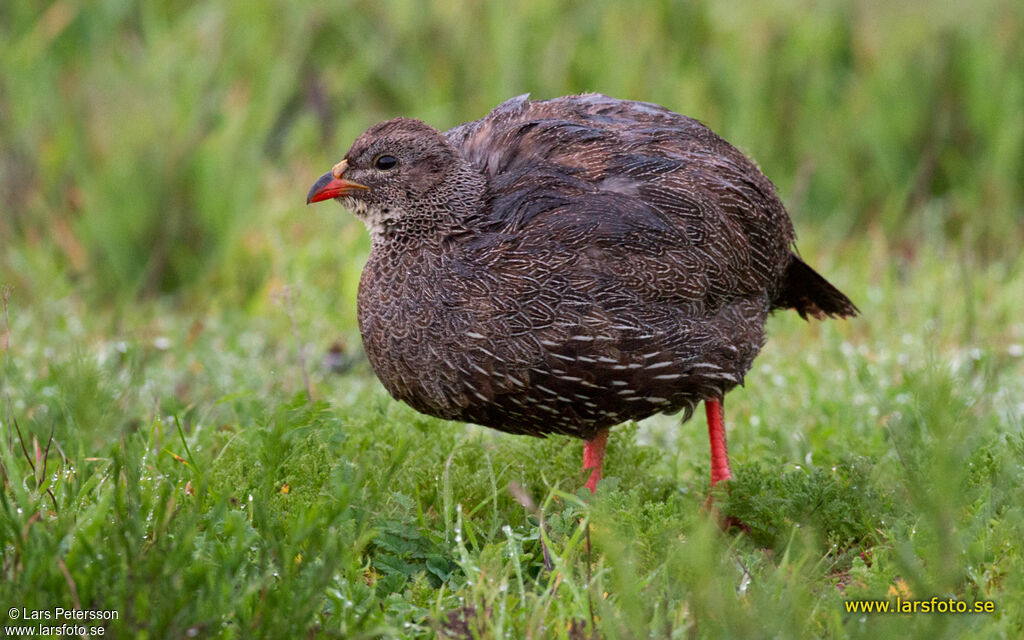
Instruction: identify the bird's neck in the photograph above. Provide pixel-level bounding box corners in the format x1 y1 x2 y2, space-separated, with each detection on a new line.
369 162 487 249
447 162 489 226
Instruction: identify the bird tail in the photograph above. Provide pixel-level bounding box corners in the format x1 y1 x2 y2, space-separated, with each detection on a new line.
773 254 859 320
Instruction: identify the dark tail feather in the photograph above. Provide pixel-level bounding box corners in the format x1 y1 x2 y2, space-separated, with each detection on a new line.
774 254 859 320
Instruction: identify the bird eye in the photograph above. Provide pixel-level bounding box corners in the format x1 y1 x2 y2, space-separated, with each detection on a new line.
374 154 398 170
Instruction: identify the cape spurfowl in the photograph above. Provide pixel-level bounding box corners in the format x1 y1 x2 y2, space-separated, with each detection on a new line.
307 94 857 494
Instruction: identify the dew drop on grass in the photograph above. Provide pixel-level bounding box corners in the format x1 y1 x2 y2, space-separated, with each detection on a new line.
738 571 751 594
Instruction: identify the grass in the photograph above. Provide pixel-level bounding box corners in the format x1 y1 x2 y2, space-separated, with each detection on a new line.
2 1 1024 638
2 240 1021 638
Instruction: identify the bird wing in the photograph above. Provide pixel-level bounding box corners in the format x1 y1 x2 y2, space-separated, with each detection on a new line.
447 93 795 311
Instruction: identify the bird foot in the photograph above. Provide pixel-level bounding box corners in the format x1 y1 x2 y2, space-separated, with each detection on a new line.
702 481 750 533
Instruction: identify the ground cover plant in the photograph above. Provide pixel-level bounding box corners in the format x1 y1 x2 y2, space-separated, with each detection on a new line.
2 1 1022 638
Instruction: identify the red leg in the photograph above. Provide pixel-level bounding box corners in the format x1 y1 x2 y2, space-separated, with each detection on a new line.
583 428 610 493
706 399 732 486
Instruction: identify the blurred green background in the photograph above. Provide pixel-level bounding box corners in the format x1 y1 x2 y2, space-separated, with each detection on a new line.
2 0 1021 304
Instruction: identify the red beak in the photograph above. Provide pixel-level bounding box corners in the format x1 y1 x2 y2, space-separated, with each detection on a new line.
306 159 369 204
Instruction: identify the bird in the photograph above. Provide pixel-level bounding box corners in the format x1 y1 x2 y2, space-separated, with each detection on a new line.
306 93 857 496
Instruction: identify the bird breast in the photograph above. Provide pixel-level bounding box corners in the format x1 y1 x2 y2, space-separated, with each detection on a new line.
356 232 764 439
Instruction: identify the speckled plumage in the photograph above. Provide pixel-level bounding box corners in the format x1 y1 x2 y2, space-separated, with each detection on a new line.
309 93 857 441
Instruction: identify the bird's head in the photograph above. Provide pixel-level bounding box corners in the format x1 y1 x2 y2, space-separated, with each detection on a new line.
307 118 483 240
